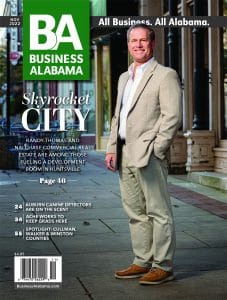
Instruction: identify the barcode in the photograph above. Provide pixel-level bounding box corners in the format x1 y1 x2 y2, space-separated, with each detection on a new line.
14 256 62 283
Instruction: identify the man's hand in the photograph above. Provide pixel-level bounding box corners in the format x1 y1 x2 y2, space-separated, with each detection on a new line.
105 153 117 172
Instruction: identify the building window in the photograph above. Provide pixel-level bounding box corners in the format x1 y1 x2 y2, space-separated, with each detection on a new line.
107 0 138 15
78 59 96 135
163 1 181 75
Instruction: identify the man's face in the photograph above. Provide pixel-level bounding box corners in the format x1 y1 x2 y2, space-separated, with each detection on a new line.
128 27 154 66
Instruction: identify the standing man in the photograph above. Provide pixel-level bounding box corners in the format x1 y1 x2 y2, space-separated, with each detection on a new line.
105 24 182 285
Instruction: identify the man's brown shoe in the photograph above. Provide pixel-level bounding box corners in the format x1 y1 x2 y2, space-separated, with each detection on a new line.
115 264 150 279
139 268 174 285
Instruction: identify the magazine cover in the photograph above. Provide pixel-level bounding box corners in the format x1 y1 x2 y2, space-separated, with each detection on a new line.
1 0 227 299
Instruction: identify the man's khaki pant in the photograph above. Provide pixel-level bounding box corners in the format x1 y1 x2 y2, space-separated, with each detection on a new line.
119 146 176 272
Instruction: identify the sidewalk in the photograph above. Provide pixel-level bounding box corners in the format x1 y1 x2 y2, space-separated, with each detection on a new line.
1 151 227 299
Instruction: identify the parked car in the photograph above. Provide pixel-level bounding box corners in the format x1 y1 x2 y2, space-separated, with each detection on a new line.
10 122 25 135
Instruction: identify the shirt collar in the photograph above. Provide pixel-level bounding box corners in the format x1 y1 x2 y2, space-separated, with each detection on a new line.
128 57 154 77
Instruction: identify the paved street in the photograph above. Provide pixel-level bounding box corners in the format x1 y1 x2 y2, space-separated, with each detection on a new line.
1 151 227 299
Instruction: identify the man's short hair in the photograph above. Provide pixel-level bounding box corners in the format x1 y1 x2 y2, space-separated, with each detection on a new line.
127 24 155 42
